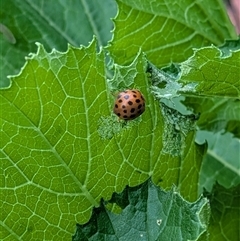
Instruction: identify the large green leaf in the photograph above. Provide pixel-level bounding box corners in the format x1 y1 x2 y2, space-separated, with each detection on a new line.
1 0 239 240
0 39 205 239
108 0 237 66
73 179 210 241
0 0 117 87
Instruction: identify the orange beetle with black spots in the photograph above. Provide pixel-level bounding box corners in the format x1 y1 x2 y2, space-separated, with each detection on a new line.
113 89 145 120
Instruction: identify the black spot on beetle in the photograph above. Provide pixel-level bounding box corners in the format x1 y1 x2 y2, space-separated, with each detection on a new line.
130 108 135 113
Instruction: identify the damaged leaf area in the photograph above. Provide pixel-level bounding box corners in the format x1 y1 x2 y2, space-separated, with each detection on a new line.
147 62 197 100
147 45 240 99
160 103 199 156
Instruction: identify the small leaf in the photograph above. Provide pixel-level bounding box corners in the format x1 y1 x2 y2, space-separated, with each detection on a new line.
73 179 210 241
197 130 240 192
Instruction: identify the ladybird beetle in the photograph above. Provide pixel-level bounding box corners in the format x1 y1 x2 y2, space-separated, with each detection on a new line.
113 89 145 120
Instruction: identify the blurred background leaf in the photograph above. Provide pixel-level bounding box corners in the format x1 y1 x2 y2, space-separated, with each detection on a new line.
0 0 117 87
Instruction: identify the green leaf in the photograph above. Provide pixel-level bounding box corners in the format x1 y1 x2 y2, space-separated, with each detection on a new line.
0 40 205 239
180 46 240 98
207 183 240 241
0 0 117 87
109 0 237 65
197 130 240 192
1 0 239 239
73 179 210 241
